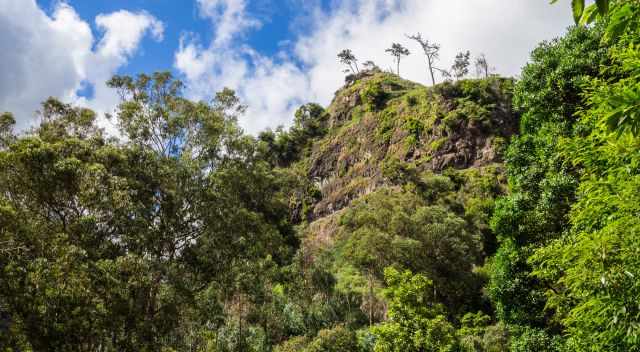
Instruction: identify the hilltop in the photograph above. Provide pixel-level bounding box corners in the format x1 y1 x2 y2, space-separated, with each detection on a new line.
252 70 522 346
305 70 517 218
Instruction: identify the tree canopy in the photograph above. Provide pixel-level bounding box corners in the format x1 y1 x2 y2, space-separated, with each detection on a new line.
2 2 640 350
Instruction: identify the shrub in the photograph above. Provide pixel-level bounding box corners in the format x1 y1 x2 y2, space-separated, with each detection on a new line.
274 336 311 352
362 82 389 111
306 325 358 352
509 327 563 352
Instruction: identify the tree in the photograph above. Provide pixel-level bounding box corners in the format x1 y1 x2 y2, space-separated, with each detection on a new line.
451 51 471 80
306 325 358 352
0 73 295 350
527 3 640 350
337 49 359 74
0 112 15 149
337 188 483 317
488 25 607 328
258 103 328 168
407 33 445 85
585 1 640 137
385 43 410 76
475 54 490 78
371 268 458 352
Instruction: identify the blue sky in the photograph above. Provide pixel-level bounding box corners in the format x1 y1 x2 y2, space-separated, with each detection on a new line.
2 0 573 134
33 0 304 89
35 0 206 77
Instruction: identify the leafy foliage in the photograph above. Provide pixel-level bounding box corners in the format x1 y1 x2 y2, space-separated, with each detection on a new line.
489 2 640 350
451 51 471 80
488 23 606 329
0 73 293 351
551 0 610 24
371 268 457 352
259 103 329 168
5 5 640 349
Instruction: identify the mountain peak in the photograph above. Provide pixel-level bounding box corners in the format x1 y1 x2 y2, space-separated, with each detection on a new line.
304 71 518 218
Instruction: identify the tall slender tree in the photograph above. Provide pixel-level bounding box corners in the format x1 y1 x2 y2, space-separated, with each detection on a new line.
475 53 490 78
0 112 15 149
385 43 410 76
407 33 445 85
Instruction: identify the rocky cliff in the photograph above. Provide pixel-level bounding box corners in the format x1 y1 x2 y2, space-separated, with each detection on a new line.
298 70 517 220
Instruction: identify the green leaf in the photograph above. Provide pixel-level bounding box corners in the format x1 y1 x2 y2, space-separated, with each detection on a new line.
572 0 585 24
579 4 599 26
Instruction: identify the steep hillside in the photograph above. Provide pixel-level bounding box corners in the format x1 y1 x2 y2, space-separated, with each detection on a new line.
267 70 520 338
294 69 517 221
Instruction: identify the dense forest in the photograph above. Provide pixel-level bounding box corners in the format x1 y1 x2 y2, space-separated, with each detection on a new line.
1 1 640 351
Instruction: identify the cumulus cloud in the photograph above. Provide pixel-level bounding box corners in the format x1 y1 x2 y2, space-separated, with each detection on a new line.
94 10 164 61
0 0 163 131
175 0 572 135
175 0 311 134
196 0 260 46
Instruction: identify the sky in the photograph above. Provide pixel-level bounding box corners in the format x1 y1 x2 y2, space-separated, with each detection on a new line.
0 0 574 135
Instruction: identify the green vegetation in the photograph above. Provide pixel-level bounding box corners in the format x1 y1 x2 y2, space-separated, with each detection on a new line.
489 2 640 351
2 2 640 350
371 268 457 352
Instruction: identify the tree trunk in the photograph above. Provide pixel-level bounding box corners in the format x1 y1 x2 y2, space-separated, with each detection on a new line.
239 297 244 350
428 59 436 85
368 271 374 327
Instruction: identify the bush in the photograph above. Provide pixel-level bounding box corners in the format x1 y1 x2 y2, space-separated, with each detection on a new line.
306 325 358 352
509 327 563 352
274 336 311 352
362 82 389 111
482 324 510 352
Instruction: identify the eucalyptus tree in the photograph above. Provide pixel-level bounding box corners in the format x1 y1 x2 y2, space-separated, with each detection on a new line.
407 33 445 85
0 72 294 351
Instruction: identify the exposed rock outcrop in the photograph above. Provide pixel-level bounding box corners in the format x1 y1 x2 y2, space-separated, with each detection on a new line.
302 71 518 219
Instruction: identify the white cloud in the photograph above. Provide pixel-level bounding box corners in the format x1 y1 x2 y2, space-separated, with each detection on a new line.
175 0 573 135
293 0 574 107
95 10 164 60
176 0 312 134
196 0 260 46
0 0 163 131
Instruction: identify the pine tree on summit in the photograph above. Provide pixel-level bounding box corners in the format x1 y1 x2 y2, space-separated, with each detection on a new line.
338 49 360 74
385 43 410 76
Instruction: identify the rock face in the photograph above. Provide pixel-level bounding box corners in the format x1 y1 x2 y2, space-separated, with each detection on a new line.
302 70 518 220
